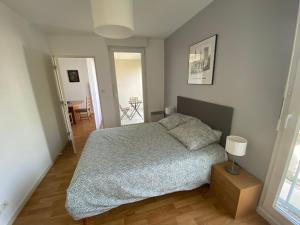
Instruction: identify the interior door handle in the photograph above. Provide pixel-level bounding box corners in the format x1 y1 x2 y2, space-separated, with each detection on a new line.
284 114 293 129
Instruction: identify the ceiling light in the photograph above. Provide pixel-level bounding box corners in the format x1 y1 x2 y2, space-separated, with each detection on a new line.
90 0 134 39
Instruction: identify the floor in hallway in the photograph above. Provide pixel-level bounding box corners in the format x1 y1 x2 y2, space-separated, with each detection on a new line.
13 119 269 225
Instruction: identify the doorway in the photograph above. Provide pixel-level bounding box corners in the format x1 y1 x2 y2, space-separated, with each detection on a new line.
110 49 147 126
53 57 103 153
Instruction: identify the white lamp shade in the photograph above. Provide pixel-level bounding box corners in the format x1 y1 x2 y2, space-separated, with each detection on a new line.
90 0 134 39
225 136 247 156
165 106 175 115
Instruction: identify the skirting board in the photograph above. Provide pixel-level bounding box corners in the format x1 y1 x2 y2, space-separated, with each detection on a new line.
7 143 68 225
257 206 281 225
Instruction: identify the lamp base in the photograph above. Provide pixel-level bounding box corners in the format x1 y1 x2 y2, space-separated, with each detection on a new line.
225 163 240 175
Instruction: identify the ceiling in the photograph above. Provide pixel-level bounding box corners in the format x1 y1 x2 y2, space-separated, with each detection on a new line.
1 0 213 38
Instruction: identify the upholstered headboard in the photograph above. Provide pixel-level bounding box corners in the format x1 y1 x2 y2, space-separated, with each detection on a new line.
177 96 234 147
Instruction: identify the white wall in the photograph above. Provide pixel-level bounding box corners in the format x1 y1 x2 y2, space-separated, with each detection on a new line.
0 2 67 225
57 58 91 109
115 59 143 108
48 36 164 127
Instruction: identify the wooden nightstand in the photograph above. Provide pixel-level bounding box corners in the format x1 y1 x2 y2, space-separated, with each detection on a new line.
210 161 263 219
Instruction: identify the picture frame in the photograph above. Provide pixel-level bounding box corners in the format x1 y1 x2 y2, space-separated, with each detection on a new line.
188 35 217 85
67 70 80 82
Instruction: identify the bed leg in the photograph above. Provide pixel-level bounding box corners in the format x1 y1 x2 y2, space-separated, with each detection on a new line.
83 218 90 225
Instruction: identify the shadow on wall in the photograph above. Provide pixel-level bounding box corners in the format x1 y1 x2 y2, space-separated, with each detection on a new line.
23 46 68 161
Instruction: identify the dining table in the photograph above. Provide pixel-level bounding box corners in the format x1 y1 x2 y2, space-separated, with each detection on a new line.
67 100 84 124
128 100 143 119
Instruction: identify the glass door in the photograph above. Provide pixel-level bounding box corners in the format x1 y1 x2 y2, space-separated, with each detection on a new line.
259 4 300 224
260 76 300 225
276 130 300 224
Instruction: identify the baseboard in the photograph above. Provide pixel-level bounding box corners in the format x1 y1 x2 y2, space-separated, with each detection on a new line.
257 206 280 225
7 143 67 225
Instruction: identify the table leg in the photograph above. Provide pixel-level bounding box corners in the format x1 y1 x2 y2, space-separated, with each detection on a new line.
68 106 76 125
83 218 90 225
129 103 137 119
135 103 143 119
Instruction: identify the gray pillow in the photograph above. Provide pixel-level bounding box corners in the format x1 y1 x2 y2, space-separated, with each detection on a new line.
158 113 193 130
168 119 221 151
212 129 222 141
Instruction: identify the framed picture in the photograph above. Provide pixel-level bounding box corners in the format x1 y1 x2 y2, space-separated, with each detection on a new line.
188 35 217 85
67 70 80 82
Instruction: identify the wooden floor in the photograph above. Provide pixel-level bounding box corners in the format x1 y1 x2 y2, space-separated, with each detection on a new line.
13 119 269 225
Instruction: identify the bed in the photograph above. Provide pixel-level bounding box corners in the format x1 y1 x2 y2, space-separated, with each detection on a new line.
66 96 234 221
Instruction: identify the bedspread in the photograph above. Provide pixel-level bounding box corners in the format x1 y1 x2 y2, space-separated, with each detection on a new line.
66 122 227 219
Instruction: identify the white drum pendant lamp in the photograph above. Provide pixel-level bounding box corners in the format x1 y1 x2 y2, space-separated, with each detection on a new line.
90 0 134 39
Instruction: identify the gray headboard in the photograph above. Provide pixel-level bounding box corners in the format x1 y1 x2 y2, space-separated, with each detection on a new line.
177 96 233 147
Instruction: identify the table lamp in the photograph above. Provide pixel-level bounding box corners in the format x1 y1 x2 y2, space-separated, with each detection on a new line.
225 135 247 175
165 106 175 116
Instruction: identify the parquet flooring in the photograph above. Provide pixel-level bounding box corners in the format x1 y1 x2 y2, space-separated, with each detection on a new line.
13 119 269 225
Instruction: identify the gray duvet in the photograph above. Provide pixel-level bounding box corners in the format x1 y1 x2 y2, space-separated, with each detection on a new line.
66 122 227 220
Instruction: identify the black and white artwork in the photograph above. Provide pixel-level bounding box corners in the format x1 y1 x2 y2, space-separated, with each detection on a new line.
67 70 80 82
188 35 217 85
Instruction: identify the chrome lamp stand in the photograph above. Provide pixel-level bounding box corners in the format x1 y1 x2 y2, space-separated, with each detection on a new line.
225 159 240 175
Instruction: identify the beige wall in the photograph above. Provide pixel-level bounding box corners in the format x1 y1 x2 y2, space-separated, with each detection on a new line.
48 36 164 127
115 59 143 108
0 2 67 225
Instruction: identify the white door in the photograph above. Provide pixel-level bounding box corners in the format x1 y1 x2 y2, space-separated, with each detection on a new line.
86 58 103 129
260 68 300 225
52 57 77 154
259 4 300 224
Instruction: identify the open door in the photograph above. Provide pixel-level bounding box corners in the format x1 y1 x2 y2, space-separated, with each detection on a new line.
52 57 77 154
259 4 300 224
86 58 102 129
110 48 148 126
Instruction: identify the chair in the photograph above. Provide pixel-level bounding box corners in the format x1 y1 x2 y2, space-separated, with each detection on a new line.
75 96 92 120
119 104 131 120
69 112 74 125
129 96 139 103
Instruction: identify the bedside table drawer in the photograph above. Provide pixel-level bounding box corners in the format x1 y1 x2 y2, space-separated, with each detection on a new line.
213 186 237 215
211 168 240 202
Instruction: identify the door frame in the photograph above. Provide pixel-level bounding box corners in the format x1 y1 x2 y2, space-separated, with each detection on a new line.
258 3 300 224
52 55 105 127
109 47 148 126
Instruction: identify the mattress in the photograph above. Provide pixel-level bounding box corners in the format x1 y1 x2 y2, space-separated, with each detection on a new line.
66 122 227 220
